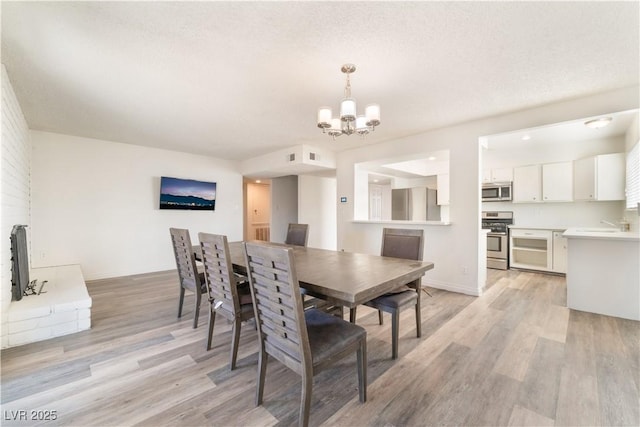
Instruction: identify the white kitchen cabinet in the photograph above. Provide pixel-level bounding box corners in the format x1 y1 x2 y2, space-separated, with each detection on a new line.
573 153 625 201
483 168 513 183
510 228 553 271
513 165 541 203
542 161 573 202
492 167 513 183
482 169 491 183
552 231 567 273
437 173 449 205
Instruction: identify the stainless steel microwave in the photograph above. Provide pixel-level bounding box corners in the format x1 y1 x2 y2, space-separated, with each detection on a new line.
482 182 512 202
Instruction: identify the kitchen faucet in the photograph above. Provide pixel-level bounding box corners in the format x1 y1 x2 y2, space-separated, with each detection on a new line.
600 219 618 228
601 219 630 231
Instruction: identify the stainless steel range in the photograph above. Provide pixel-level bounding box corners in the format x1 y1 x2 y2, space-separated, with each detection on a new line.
482 211 513 270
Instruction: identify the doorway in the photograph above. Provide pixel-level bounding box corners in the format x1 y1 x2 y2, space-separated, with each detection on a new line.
245 181 271 241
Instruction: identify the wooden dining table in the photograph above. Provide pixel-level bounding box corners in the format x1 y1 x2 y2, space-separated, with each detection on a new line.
195 241 434 308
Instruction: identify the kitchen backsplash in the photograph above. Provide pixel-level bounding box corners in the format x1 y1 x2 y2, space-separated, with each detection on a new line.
482 200 626 229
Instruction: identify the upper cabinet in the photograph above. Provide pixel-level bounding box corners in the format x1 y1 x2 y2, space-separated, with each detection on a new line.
542 161 573 202
483 167 513 183
574 153 625 201
513 165 541 203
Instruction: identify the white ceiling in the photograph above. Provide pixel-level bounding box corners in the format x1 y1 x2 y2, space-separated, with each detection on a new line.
2 1 638 161
484 109 639 151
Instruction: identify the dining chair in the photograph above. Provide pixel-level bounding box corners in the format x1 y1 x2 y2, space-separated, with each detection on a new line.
243 241 367 427
285 223 309 247
198 232 254 370
350 228 424 359
169 228 207 329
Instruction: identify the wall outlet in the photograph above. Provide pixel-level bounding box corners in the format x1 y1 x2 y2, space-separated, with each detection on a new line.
461 266 468 275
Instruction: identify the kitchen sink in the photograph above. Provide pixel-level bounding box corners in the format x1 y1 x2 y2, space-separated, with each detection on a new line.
575 228 619 233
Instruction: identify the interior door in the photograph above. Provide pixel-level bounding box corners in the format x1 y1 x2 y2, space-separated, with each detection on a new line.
246 183 271 241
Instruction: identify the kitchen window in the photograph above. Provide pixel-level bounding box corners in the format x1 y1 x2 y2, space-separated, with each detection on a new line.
627 141 640 210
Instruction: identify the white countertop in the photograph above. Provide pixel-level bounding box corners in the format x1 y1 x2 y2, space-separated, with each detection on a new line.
563 227 640 241
509 225 568 231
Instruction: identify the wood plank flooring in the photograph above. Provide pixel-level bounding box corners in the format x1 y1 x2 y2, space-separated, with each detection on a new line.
1 269 638 426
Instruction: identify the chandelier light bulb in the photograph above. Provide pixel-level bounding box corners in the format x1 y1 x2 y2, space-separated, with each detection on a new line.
365 104 381 127
340 98 357 122
328 118 343 139
317 107 332 129
356 116 370 136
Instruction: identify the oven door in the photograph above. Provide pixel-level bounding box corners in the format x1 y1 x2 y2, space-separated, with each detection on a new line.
487 233 507 259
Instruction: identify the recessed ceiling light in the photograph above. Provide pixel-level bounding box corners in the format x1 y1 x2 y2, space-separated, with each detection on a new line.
521 135 531 141
428 156 436 161
373 179 379 183
584 117 612 129
256 180 261 183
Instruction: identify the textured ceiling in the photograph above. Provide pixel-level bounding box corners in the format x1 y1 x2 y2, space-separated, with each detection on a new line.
2 1 638 161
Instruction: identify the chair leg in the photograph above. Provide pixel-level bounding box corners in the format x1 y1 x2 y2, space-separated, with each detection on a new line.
193 292 201 329
357 338 367 402
415 290 422 338
391 309 400 359
300 370 313 427
177 287 185 318
206 308 216 350
378 309 384 325
230 318 241 370
255 350 268 406
349 307 357 323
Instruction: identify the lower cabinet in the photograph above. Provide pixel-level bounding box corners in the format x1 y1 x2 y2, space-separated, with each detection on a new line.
552 231 567 274
510 228 567 273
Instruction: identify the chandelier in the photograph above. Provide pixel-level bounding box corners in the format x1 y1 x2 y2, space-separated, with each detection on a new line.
316 64 380 139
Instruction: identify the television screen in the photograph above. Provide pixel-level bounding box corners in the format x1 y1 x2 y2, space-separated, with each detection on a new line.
159 176 216 210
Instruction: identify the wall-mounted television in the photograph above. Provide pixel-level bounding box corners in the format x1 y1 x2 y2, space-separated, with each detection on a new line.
159 176 216 211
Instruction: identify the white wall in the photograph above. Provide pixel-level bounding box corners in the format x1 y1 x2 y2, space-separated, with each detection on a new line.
1 65 32 348
337 86 639 296
298 175 337 250
30 131 243 280
270 175 298 243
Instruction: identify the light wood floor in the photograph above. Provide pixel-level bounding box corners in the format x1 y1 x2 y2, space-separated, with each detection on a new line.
1 269 639 426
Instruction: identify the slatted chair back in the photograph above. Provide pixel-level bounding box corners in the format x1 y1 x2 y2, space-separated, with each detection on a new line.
169 228 200 293
285 223 309 247
170 227 204 328
243 241 311 375
198 233 241 318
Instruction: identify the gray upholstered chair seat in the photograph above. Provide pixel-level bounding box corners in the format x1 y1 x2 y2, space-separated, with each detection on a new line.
305 309 366 365
365 289 417 309
198 272 207 291
238 282 252 305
